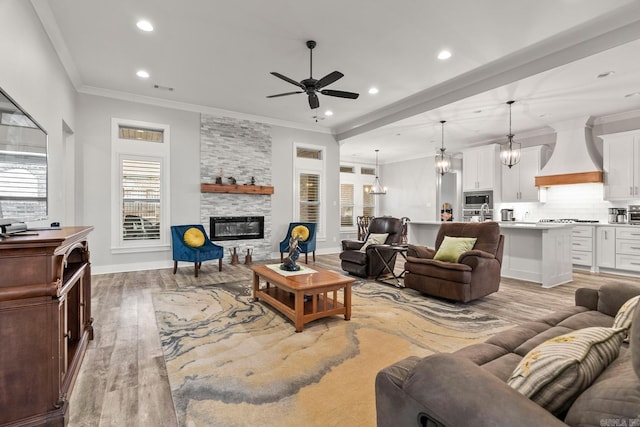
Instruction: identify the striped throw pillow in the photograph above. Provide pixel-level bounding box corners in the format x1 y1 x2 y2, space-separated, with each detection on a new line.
508 327 626 415
612 295 640 342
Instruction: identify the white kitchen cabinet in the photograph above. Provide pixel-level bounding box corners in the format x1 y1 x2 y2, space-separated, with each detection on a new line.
602 130 640 200
615 228 640 272
463 144 499 191
596 226 616 268
572 225 594 267
501 145 548 202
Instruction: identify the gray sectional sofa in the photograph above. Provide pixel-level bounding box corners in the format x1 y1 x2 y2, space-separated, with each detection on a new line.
375 282 640 427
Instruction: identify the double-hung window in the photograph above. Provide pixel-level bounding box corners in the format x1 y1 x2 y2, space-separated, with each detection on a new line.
111 119 170 252
339 163 377 232
294 144 325 239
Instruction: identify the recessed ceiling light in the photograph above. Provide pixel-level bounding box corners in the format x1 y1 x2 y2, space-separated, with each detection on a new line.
136 70 150 78
437 50 452 60
368 87 379 95
597 71 615 78
325 110 333 116
625 92 640 98
136 20 154 32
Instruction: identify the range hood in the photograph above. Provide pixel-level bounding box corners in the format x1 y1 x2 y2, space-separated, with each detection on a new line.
535 117 603 187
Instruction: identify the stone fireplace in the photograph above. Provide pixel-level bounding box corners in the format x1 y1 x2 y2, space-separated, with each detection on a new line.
200 114 272 260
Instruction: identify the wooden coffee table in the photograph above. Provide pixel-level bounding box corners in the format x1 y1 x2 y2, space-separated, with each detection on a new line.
251 264 354 332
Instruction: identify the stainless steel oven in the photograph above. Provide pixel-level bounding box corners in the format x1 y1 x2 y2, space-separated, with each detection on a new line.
462 190 493 221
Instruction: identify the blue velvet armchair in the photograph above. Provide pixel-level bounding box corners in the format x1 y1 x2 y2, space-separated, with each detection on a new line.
279 222 317 263
171 225 224 277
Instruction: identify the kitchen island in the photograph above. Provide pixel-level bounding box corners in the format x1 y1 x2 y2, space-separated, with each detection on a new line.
408 221 574 288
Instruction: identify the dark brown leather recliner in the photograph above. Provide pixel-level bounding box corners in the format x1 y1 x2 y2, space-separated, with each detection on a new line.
340 216 403 278
404 221 504 302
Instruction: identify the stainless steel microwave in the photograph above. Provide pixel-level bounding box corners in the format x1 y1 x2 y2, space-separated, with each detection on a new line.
463 190 493 209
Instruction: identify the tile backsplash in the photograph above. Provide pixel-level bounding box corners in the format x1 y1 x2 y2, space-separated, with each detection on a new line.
496 183 639 222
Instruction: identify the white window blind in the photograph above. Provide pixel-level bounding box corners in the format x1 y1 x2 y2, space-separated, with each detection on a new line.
0 152 46 220
340 183 354 227
122 159 161 240
299 173 320 223
363 185 375 217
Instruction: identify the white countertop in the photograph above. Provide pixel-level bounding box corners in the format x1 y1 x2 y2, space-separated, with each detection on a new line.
410 220 640 229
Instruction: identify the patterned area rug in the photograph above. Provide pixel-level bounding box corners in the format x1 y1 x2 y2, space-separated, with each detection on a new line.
153 279 514 426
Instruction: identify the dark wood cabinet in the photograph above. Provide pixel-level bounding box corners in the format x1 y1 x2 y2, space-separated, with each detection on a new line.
0 227 94 426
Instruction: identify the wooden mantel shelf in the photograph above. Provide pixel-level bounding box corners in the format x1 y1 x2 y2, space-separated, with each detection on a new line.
201 183 274 195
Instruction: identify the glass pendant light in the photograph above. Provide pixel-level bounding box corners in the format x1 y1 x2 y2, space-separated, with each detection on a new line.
368 149 387 195
500 100 521 168
435 120 452 175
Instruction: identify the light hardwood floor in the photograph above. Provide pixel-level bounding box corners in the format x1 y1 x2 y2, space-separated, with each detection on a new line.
67 255 639 426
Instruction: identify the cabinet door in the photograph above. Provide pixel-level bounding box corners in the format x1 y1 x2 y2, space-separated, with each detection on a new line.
475 146 496 190
597 227 616 268
501 161 519 202
462 151 479 191
603 135 635 200
517 147 541 202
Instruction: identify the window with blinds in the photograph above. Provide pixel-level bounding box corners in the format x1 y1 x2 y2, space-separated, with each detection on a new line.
363 185 375 217
340 183 354 227
299 173 320 223
0 151 47 220
121 159 161 240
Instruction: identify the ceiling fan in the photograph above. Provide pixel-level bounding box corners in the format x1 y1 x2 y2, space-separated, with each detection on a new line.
267 40 360 110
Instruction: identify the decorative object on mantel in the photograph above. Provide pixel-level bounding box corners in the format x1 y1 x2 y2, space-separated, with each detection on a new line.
435 120 452 175
215 176 223 184
500 100 521 168
200 183 274 195
250 176 256 185
227 177 237 184
280 225 310 271
367 149 387 195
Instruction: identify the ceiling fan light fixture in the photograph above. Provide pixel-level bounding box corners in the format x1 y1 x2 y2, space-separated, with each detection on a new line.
500 100 521 168
435 120 451 175
437 50 452 60
368 149 387 195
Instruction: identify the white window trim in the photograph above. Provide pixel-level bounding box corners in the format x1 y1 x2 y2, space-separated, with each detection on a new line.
293 142 326 241
111 118 171 253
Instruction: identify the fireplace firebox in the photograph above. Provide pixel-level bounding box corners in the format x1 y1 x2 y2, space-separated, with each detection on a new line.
210 216 264 241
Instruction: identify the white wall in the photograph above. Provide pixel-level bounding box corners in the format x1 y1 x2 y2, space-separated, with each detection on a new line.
0 1 77 226
378 156 438 222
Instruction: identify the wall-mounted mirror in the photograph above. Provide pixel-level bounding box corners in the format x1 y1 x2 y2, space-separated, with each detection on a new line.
0 86 48 222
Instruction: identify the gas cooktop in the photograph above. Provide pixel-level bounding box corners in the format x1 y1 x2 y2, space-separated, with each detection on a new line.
538 219 600 223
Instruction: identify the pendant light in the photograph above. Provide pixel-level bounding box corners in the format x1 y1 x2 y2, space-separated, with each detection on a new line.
500 100 521 168
435 120 452 175
368 149 387 195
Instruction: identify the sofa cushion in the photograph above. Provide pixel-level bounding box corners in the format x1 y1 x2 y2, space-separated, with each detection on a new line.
183 227 205 247
597 282 640 317
564 350 640 426
359 233 388 252
433 236 477 262
508 327 626 416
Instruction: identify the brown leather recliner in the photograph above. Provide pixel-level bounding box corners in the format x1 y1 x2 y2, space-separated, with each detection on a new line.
340 216 403 278
404 222 504 302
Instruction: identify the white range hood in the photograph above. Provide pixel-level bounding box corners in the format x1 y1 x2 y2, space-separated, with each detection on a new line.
535 117 603 187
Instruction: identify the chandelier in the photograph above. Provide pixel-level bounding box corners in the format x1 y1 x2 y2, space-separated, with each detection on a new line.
368 149 387 195
435 120 452 175
500 100 521 168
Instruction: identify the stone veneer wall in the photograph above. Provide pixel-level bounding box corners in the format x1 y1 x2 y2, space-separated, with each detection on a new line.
200 114 272 260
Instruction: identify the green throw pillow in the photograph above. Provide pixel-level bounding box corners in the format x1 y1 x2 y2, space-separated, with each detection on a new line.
433 236 477 262
612 295 639 342
508 327 626 416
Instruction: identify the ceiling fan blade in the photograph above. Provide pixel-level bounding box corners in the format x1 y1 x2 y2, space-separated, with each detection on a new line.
308 93 319 109
270 72 305 89
266 91 303 98
315 71 344 90
320 89 360 99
